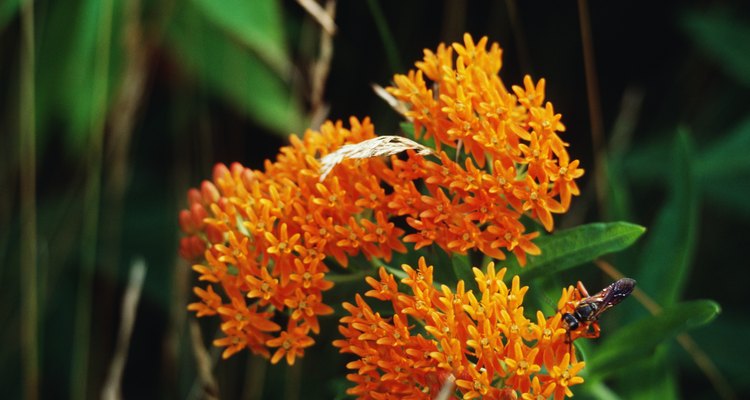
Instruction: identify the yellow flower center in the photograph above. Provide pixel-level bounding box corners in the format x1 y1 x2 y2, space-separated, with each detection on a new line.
282 339 292 350
561 370 571 386
517 360 529 375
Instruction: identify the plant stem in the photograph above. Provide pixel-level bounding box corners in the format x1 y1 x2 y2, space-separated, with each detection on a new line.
577 0 608 214
19 0 38 398
70 0 114 397
366 0 402 73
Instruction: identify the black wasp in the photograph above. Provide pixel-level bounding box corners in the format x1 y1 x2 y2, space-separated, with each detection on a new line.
562 278 636 341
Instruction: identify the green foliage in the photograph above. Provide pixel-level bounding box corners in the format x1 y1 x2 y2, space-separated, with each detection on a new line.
506 222 646 279
637 130 698 307
587 300 720 379
190 0 290 75
682 8 750 88
167 1 304 136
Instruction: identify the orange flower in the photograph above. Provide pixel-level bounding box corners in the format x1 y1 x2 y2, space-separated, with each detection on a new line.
180 33 584 365
267 321 316 365
335 257 587 399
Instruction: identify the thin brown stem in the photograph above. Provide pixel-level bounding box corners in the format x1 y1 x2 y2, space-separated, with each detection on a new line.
297 0 337 35
101 260 147 400
241 356 268 400
308 0 337 128
504 0 532 73
188 321 220 400
19 0 39 398
577 0 607 214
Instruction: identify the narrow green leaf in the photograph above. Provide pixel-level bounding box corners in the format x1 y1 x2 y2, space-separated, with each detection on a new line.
682 9 750 87
697 116 750 177
379 261 408 281
451 254 475 288
582 381 623 400
189 0 290 75
637 130 698 307
695 116 750 217
616 348 679 400
167 2 304 136
35 0 125 153
426 246 456 286
586 300 720 378
506 222 646 280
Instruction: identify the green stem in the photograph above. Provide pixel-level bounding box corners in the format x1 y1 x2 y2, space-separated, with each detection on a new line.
326 269 373 284
70 0 114 397
19 0 38 398
366 0 402 73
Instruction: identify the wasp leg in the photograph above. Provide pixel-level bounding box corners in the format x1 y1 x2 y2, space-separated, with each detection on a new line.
578 322 601 339
576 281 591 298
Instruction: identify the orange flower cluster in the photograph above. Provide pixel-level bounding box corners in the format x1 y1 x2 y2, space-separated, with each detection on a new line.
179 118 407 362
334 257 586 399
178 33 584 363
384 34 583 265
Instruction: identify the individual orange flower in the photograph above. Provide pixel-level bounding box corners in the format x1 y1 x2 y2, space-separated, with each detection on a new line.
335 258 588 399
267 321 316 365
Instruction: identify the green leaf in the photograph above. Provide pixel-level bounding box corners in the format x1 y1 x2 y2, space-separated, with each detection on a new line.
451 253 475 288
682 8 750 87
695 116 750 216
35 0 125 153
189 0 290 75
616 348 679 400
167 2 304 136
506 222 646 280
586 300 720 379
637 130 698 307
697 117 750 177
379 260 408 281
0 0 20 31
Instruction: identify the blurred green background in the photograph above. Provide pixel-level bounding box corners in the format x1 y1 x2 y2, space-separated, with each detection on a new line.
2 0 750 399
